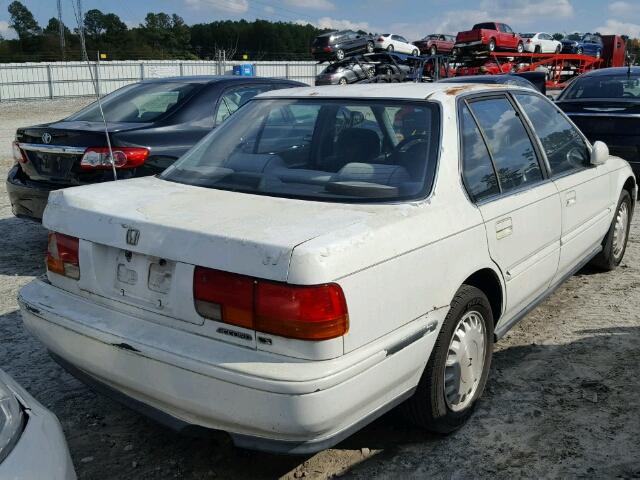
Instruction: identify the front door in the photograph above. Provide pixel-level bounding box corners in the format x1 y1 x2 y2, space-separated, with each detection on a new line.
512 92 613 281
461 95 561 321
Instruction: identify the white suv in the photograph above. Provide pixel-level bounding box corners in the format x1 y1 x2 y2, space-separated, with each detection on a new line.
19 83 636 454
375 33 420 55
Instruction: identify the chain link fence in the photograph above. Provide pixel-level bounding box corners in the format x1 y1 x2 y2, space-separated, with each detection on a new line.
0 60 324 101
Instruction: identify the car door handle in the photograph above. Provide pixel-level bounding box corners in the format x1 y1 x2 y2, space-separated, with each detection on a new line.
566 191 577 207
495 217 513 239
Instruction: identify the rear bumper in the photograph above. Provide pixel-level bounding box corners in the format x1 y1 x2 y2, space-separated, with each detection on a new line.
6 166 56 221
0 371 76 479
18 279 441 454
454 40 484 48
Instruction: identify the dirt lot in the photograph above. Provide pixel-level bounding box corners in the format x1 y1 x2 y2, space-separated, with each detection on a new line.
0 98 639 479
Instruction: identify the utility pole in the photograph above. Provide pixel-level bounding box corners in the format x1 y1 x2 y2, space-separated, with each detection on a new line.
77 0 87 61
57 0 65 60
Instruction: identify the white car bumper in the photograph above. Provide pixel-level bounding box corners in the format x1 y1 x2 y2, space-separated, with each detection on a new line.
18 279 443 454
523 43 537 53
0 370 76 479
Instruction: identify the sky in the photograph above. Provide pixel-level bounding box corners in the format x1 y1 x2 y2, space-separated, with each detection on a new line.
1 0 640 41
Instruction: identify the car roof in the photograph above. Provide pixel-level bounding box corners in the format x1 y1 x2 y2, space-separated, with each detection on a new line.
257 82 529 102
580 67 640 77
139 76 300 85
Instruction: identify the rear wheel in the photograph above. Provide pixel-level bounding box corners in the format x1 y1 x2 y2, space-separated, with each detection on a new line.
577 47 583 55
555 44 561 53
401 285 494 433
488 38 496 52
534 45 541 53
387 44 394 52
591 190 632 270
516 42 524 53
366 41 374 53
338 77 348 85
430 45 437 56
412 49 419 56
336 49 345 60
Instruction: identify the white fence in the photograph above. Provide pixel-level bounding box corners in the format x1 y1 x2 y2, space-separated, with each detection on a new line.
0 60 324 101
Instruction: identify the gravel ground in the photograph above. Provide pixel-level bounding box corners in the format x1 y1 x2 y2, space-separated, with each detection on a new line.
0 98 639 479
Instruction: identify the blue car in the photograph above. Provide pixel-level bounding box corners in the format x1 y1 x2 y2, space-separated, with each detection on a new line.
561 33 603 57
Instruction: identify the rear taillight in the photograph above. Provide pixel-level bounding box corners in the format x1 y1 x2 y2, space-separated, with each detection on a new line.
377 37 384 42
193 266 348 341
12 141 27 164
526 39 532 43
323 46 332 52
80 147 149 170
46 232 80 280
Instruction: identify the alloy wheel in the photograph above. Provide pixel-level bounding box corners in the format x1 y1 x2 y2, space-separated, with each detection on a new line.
613 201 629 260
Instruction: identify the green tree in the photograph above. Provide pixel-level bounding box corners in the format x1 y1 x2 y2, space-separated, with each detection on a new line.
552 33 564 41
8 1 40 39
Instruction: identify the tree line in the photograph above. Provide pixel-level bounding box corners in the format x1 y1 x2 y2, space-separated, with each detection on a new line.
0 1 328 62
1 1 639 63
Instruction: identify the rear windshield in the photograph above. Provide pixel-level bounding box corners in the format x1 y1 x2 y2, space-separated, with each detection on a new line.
560 75 640 99
520 33 535 38
161 99 441 203
313 36 330 46
472 23 496 30
566 33 582 41
68 82 199 123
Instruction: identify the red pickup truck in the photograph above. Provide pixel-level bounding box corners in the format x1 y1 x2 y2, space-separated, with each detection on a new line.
455 22 524 54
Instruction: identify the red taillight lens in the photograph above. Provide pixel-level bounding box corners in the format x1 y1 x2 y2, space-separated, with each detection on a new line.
527 39 532 43
193 267 349 341
323 46 332 52
194 267 254 329
12 141 27 164
256 282 348 341
377 37 384 42
80 147 149 170
46 232 80 279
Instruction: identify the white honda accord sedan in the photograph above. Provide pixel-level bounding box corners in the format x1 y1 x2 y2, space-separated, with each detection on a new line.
19 83 635 454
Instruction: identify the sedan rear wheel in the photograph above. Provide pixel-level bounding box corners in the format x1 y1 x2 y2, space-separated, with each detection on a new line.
338 77 348 85
412 49 419 56
366 41 374 53
387 44 394 52
555 44 561 53
401 285 494 433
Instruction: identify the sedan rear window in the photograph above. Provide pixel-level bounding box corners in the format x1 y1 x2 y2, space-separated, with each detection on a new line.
68 82 200 123
161 99 441 202
560 75 640 99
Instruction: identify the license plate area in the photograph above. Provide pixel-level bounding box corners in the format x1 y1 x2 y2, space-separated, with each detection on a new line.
114 250 175 311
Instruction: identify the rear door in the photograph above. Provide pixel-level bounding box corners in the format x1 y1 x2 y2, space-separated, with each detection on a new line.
461 94 561 321
513 92 613 279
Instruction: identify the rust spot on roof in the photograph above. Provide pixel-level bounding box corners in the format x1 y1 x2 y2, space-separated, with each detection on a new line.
444 85 475 96
308 91 320 96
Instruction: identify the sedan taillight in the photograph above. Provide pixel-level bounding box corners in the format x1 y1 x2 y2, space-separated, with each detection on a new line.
46 232 80 280
193 266 349 341
12 141 27 164
377 37 384 42
80 147 149 170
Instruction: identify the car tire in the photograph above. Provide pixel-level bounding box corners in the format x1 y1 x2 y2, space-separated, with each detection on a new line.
366 41 374 53
387 44 394 52
577 47 583 55
488 38 496 52
430 45 437 56
555 44 562 53
401 285 494 434
365 67 375 78
516 42 524 53
412 49 419 56
338 77 348 85
534 45 541 53
336 49 345 60
596 49 602 58
591 190 632 271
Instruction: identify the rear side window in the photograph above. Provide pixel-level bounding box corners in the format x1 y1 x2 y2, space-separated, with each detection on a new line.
468 96 543 192
460 104 499 202
514 93 590 175
215 85 271 126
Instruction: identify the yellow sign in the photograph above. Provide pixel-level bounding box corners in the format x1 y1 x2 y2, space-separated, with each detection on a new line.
100 53 108 60
242 54 248 60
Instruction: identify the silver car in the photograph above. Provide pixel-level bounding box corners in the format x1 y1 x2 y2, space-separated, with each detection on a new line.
315 58 375 85
0 369 75 479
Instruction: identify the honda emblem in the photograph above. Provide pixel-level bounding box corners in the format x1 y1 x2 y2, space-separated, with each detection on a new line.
126 228 140 246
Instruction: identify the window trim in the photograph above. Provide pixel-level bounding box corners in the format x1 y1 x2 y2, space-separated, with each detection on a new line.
458 92 550 204
511 90 593 179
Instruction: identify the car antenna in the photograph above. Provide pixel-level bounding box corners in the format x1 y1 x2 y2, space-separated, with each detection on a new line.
71 0 117 181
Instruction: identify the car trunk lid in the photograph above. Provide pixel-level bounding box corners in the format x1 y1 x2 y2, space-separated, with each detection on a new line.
43 176 376 318
16 120 150 184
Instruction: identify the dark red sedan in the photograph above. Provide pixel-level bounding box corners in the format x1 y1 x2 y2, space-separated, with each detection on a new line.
413 34 456 56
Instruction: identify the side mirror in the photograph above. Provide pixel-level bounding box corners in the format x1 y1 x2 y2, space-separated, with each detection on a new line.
591 140 609 166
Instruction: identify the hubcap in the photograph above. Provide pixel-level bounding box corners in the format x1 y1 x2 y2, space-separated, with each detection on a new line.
444 311 486 412
613 202 629 259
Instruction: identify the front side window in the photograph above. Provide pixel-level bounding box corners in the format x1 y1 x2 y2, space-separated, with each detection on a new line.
68 82 199 123
215 85 270 126
460 104 499 202
514 93 589 175
162 99 441 202
468 96 543 192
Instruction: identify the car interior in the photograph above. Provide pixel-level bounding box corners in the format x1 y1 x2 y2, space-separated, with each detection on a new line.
165 101 441 200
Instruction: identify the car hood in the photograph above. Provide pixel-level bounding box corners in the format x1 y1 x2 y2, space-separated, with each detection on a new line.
43 176 382 282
